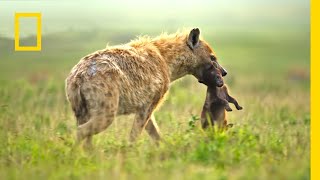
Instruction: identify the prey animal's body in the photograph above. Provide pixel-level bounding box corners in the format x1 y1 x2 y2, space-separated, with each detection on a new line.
65 28 228 146
199 62 242 130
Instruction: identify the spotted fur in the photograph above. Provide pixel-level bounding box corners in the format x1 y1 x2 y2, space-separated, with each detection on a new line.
65 28 225 146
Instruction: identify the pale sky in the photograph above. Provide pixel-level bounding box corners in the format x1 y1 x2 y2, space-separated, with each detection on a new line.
0 0 309 37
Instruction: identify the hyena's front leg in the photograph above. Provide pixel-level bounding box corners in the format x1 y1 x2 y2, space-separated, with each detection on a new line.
130 86 167 142
145 113 161 141
130 101 159 142
130 110 152 142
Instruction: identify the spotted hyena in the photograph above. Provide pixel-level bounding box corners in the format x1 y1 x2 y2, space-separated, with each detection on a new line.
65 28 227 146
199 61 242 130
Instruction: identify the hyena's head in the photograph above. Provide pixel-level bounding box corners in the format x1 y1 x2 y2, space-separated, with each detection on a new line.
186 28 227 80
198 61 224 87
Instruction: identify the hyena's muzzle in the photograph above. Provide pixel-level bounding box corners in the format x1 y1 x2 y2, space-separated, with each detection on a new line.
218 63 227 77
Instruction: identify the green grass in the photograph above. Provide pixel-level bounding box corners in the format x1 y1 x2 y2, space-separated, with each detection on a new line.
0 28 309 179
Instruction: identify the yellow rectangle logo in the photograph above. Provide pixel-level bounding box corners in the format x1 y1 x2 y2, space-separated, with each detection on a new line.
14 13 41 51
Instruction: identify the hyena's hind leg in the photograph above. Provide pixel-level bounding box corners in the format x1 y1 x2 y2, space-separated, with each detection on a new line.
66 83 92 147
76 115 93 148
76 82 119 147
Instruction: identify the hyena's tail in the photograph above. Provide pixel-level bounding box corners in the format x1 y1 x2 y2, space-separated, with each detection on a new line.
65 78 89 126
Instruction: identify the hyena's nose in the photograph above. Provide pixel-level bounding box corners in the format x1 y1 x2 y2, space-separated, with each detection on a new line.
221 67 227 76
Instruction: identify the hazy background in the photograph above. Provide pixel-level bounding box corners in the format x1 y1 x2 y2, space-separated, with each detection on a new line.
0 0 310 80
0 0 310 179
0 0 309 37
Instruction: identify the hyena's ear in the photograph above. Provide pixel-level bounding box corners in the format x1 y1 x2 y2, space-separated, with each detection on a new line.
187 28 200 49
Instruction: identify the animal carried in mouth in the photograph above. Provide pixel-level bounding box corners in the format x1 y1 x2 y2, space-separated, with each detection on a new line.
199 61 243 130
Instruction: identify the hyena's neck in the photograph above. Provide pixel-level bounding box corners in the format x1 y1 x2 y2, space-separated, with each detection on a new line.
153 38 195 82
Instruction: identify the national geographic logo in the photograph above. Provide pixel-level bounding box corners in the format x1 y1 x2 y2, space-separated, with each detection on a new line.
14 13 42 51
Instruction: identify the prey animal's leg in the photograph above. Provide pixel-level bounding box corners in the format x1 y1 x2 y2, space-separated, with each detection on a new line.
221 86 242 110
226 94 243 110
201 110 213 129
222 120 234 131
226 123 234 129
221 98 232 112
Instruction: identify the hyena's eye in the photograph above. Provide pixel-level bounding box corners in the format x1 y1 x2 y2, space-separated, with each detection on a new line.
210 55 217 61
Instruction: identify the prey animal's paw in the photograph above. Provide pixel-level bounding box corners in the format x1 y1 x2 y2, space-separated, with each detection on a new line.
226 106 233 112
226 123 234 128
236 106 243 110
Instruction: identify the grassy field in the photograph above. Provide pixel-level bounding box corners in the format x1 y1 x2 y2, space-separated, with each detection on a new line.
0 27 310 179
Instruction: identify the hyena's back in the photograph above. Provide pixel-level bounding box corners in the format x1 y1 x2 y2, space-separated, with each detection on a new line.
65 46 170 124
